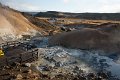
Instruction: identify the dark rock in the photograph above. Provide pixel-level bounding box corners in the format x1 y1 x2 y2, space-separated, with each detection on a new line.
55 62 62 67
39 66 50 71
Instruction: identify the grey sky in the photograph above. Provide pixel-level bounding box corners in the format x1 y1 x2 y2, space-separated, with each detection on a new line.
0 0 120 13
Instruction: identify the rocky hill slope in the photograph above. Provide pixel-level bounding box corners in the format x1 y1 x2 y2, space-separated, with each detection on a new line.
0 4 39 41
22 12 60 35
0 4 59 41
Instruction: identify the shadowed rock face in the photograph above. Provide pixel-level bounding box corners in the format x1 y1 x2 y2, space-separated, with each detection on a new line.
49 24 120 53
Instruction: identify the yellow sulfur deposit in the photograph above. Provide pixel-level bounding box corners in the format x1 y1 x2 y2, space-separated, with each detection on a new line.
0 49 4 56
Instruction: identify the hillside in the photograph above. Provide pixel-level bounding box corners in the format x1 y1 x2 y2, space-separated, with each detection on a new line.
35 11 120 21
0 4 40 41
49 23 120 53
22 12 60 35
35 11 66 18
76 13 120 21
0 4 59 41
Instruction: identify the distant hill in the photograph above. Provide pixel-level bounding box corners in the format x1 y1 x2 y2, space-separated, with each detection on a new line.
75 13 120 21
35 11 120 21
35 11 65 18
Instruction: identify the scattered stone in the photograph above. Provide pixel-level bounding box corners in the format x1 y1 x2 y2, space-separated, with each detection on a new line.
16 74 23 80
32 72 40 80
99 59 106 63
41 74 50 79
25 63 31 67
55 62 62 67
39 66 50 71
28 69 32 74
27 72 39 80
5 66 10 69
18 69 22 72
87 73 95 79
97 72 108 79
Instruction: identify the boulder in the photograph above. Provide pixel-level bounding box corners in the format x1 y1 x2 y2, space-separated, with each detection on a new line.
16 74 23 80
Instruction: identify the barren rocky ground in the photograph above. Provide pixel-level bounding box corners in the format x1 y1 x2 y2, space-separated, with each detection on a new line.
1 2 120 80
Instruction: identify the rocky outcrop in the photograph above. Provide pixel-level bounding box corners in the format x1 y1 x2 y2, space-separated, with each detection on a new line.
49 23 120 53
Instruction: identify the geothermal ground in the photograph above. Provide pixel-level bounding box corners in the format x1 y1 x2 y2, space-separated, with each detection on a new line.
1 3 120 80
32 37 120 80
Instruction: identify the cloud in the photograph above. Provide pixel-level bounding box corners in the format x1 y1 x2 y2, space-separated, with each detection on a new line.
0 0 41 12
74 0 120 13
100 4 120 13
1 0 120 13
63 0 68 3
63 0 70 3
96 0 120 13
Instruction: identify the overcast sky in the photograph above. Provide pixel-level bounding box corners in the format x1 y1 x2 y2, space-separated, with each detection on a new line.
0 0 120 13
